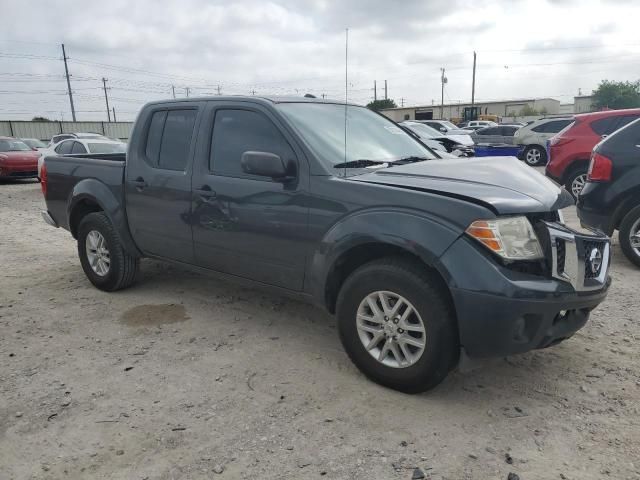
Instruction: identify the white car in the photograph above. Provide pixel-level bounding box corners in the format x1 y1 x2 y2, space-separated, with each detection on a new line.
417 120 473 137
466 120 498 128
38 138 126 178
21 138 48 151
47 132 109 148
404 121 474 146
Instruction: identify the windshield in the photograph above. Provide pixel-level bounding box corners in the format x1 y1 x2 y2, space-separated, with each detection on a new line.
88 142 126 154
277 103 436 170
22 139 46 149
0 139 32 152
403 122 442 138
440 121 458 130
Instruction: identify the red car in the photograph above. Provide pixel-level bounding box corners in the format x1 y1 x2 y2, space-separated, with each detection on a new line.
545 108 640 198
0 137 40 180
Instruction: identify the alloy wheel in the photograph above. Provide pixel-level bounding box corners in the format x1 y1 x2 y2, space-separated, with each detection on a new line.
630 218 640 256
571 173 587 198
525 147 542 165
85 230 111 276
356 291 426 368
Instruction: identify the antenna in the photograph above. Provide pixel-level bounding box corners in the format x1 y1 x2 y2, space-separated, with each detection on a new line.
344 27 349 178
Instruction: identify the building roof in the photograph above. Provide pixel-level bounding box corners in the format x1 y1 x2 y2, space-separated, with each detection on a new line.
382 98 560 111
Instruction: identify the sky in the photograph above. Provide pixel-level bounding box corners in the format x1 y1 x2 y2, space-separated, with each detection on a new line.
1 0 639 121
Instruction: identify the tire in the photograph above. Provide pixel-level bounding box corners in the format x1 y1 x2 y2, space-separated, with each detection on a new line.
335 257 458 393
564 167 588 200
619 205 640 268
77 212 139 291
523 145 547 166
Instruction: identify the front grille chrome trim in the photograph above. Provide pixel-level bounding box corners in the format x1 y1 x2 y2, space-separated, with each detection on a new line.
544 221 610 292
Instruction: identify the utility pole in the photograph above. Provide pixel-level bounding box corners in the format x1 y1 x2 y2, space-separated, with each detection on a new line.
61 43 76 122
384 80 388 100
401 97 405 107
251 89 256 95
471 51 477 119
374 80 377 101
216 85 221 95
322 93 326 99
112 107 117 122
185 87 190 97
102 77 111 122
440 68 447 120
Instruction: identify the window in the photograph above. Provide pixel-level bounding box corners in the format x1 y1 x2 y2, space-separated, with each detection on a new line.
532 119 572 133
501 126 519 136
144 109 197 171
88 143 126 154
614 114 640 131
591 116 620 136
210 109 295 178
478 127 500 135
55 140 73 155
71 142 87 154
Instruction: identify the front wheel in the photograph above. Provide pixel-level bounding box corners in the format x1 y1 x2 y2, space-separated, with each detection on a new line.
336 257 458 393
77 212 140 291
619 206 640 268
565 167 588 200
523 145 547 166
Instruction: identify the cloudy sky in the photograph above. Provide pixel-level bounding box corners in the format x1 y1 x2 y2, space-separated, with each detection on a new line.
1 0 639 121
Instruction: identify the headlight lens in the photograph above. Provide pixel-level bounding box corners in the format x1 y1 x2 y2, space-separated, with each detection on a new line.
466 216 543 260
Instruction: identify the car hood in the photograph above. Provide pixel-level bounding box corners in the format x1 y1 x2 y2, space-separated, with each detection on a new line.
348 156 573 214
444 134 474 146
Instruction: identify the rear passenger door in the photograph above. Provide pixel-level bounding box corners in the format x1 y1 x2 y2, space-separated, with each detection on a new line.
125 103 203 263
190 101 309 291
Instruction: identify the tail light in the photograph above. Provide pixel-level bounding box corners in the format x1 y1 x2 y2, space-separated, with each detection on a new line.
549 136 573 147
40 163 47 197
587 152 612 182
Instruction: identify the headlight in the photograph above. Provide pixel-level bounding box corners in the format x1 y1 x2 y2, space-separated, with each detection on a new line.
466 216 543 260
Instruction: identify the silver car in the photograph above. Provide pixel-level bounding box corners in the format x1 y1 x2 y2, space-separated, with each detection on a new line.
470 125 521 146
513 117 573 166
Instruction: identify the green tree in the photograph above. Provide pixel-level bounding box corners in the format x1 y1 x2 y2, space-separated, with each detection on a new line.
519 105 539 116
366 99 397 111
32 116 52 122
592 80 640 110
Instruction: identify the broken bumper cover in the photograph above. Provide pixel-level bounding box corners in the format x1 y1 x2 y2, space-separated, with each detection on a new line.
440 223 611 358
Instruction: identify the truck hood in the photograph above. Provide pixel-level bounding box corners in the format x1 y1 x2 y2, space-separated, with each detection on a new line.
348 156 573 214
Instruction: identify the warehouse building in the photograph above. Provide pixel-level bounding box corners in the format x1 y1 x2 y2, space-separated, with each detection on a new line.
381 97 561 122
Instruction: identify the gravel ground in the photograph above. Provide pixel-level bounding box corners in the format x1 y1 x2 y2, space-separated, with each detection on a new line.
1 179 639 480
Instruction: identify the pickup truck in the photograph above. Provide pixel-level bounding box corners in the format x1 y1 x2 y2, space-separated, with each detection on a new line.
41 96 611 393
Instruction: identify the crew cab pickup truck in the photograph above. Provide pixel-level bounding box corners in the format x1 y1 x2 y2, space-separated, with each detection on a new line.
41 96 611 393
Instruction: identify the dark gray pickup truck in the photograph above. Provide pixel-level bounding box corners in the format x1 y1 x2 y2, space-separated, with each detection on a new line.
41 96 611 392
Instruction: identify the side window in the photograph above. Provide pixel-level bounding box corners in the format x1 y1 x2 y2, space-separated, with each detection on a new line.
55 141 73 155
71 142 87 154
479 127 498 135
502 126 518 136
158 110 197 171
532 122 549 133
613 115 640 131
144 110 167 166
591 117 618 136
144 109 197 171
209 109 295 179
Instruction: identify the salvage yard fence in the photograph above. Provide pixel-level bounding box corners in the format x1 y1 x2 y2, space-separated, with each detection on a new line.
0 121 134 141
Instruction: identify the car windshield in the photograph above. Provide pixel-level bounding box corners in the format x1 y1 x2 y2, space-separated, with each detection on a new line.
403 122 442 138
88 142 126 154
22 139 47 149
0 139 32 152
277 103 436 172
440 121 458 130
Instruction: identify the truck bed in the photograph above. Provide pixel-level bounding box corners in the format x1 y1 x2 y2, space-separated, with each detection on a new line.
44 153 126 232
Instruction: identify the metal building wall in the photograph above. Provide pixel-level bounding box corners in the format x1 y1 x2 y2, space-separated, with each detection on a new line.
0 121 134 140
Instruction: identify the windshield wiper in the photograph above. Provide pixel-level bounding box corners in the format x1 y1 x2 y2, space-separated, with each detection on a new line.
388 156 430 165
333 159 386 169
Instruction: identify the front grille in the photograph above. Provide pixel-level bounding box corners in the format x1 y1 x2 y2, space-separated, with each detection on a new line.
556 239 566 274
583 240 606 279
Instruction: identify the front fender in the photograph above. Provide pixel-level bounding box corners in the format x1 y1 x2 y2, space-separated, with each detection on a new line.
68 179 141 256
307 208 463 305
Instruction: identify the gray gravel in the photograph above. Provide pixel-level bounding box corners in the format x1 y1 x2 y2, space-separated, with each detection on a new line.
1 179 639 479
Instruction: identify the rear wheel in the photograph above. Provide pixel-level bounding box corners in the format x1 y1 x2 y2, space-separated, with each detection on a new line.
565 167 588 199
619 206 640 268
77 212 139 291
336 257 458 393
523 145 547 166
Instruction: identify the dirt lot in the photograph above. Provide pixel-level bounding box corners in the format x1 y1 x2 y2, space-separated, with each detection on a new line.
1 179 639 480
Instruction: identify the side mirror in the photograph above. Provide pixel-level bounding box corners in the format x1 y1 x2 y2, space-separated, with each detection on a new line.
241 151 288 179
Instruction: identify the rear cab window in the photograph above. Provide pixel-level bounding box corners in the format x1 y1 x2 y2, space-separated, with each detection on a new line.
143 108 197 171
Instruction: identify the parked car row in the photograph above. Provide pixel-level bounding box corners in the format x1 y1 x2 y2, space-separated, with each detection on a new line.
575 117 640 267
399 121 475 157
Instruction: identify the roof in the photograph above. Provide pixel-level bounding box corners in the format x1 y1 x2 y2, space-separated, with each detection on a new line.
575 107 640 119
143 95 361 108
381 98 560 111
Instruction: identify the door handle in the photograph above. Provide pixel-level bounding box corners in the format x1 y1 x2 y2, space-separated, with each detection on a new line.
194 186 217 200
132 177 146 190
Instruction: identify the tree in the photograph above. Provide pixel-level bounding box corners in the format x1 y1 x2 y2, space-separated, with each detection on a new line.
519 105 539 116
366 99 397 111
32 116 52 122
592 80 640 110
